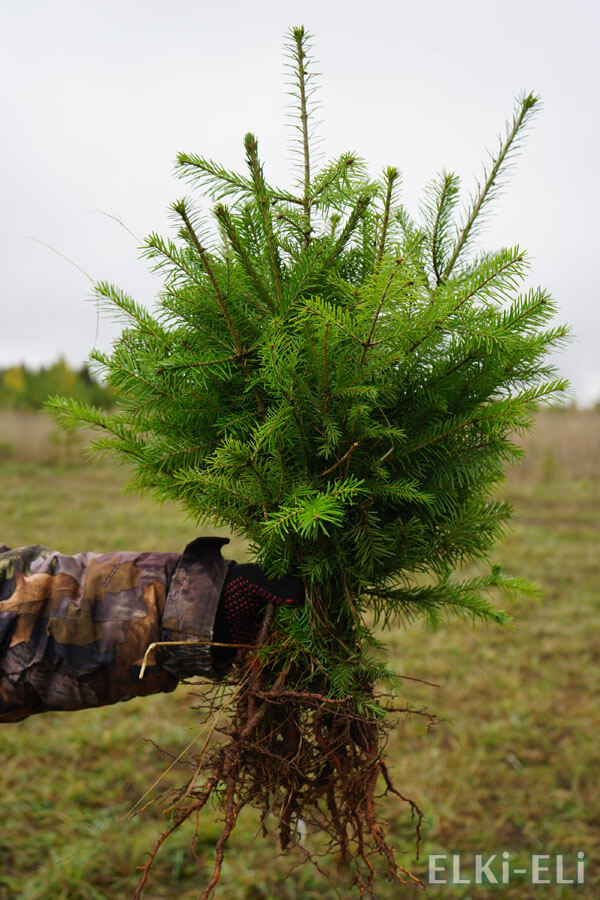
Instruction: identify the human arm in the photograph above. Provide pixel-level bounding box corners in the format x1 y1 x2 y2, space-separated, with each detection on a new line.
0 539 303 722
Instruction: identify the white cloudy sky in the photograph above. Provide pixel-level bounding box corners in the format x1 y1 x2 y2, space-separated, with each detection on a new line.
1 0 598 404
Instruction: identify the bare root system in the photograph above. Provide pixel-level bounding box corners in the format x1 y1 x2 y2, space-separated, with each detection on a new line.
132 648 433 899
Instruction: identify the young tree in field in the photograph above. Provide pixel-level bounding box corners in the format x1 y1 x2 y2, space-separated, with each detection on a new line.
50 26 568 898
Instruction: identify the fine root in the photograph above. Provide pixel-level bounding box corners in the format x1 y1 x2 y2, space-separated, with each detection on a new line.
133 658 432 899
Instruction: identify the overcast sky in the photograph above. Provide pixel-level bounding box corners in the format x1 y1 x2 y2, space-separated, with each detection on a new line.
1 0 598 404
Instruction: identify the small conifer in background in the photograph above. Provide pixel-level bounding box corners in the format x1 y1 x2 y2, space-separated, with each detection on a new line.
50 26 568 898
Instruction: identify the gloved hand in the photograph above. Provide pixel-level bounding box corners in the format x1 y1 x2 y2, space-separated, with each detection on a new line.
216 564 305 648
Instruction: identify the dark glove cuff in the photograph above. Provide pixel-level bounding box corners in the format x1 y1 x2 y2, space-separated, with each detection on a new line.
212 593 236 668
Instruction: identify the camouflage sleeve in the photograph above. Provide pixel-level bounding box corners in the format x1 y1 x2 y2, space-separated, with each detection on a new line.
0 537 233 722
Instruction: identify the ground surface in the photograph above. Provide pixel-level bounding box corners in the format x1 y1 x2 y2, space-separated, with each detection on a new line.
0 408 598 899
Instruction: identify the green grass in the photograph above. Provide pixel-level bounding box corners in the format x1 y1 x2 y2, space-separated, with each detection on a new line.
0 409 598 899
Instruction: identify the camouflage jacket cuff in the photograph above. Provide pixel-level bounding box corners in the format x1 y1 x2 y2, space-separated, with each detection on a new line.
159 537 233 680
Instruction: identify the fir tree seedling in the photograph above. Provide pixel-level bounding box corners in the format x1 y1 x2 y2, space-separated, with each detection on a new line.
50 25 569 898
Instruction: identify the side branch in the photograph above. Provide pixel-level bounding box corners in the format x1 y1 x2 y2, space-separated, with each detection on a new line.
408 250 525 355
376 167 399 269
244 134 284 308
174 200 266 416
442 94 539 279
324 194 372 269
359 260 403 370
319 441 358 478
173 202 244 355
431 172 455 285
215 204 274 311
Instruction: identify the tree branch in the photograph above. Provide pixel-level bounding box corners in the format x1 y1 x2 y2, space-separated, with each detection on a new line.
442 94 539 279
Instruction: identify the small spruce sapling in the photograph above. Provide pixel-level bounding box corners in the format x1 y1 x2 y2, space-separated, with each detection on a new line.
50 25 569 899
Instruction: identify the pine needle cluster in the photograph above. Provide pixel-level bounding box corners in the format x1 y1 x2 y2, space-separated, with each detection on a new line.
49 25 568 896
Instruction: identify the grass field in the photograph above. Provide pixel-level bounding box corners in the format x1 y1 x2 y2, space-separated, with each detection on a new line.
0 409 598 899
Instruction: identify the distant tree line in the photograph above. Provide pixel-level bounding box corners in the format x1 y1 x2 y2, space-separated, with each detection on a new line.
0 359 115 410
